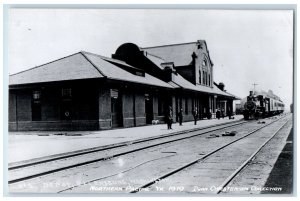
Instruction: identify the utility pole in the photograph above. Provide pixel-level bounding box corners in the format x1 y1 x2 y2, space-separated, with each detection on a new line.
252 83 258 94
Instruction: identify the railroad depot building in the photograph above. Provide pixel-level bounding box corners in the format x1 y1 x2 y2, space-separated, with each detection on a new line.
9 40 238 131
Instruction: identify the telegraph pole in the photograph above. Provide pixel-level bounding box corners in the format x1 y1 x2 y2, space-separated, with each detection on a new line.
252 83 258 94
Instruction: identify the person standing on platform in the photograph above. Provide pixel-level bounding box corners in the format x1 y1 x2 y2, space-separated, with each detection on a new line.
166 105 173 129
178 108 183 126
216 108 221 120
193 107 198 125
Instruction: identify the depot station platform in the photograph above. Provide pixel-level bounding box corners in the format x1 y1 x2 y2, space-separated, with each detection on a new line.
8 115 243 164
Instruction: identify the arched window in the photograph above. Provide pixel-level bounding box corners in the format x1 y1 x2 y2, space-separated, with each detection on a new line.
199 70 201 84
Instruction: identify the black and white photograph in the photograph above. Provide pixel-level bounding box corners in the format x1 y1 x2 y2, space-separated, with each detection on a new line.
4 5 295 196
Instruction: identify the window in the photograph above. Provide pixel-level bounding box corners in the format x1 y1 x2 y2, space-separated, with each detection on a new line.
33 90 41 101
110 89 118 99
62 88 72 98
32 90 41 121
208 74 211 86
202 59 207 67
199 70 201 84
203 72 207 85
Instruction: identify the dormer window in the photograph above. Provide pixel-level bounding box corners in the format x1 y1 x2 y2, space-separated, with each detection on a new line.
135 71 144 76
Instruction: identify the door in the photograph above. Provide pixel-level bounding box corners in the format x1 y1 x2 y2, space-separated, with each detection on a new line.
111 90 123 128
145 94 153 124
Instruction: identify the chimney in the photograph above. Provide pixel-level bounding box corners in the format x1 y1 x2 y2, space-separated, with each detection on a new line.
161 62 175 82
218 82 225 91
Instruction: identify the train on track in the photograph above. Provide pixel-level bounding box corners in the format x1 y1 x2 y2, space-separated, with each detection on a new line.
242 90 285 120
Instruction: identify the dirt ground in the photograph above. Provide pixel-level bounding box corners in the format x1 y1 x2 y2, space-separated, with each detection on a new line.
261 127 293 194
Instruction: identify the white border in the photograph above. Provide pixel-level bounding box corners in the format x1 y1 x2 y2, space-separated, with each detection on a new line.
1 1 298 201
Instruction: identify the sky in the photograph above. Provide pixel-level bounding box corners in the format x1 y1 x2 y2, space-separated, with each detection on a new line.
7 9 294 108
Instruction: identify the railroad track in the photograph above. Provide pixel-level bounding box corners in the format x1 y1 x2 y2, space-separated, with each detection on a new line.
215 120 289 194
8 114 290 193
128 114 290 193
59 115 289 193
9 120 247 185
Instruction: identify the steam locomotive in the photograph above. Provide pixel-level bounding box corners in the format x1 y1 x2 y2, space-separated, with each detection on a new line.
243 90 285 120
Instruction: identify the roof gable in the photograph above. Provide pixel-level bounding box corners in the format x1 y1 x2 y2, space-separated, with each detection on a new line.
142 42 197 66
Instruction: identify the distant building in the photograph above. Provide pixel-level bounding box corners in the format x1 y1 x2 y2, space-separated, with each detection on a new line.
235 103 242 115
9 40 238 131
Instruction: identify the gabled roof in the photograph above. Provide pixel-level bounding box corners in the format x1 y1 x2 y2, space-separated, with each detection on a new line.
142 42 197 67
9 53 103 85
139 43 236 98
9 51 173 89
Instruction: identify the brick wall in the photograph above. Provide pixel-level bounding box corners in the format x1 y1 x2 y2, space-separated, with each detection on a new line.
16 90 32 121
10 120 99 131
9 80 220 131
9 85 101 131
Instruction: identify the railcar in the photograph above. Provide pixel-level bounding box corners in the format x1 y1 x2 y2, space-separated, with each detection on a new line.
243 90 284 120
